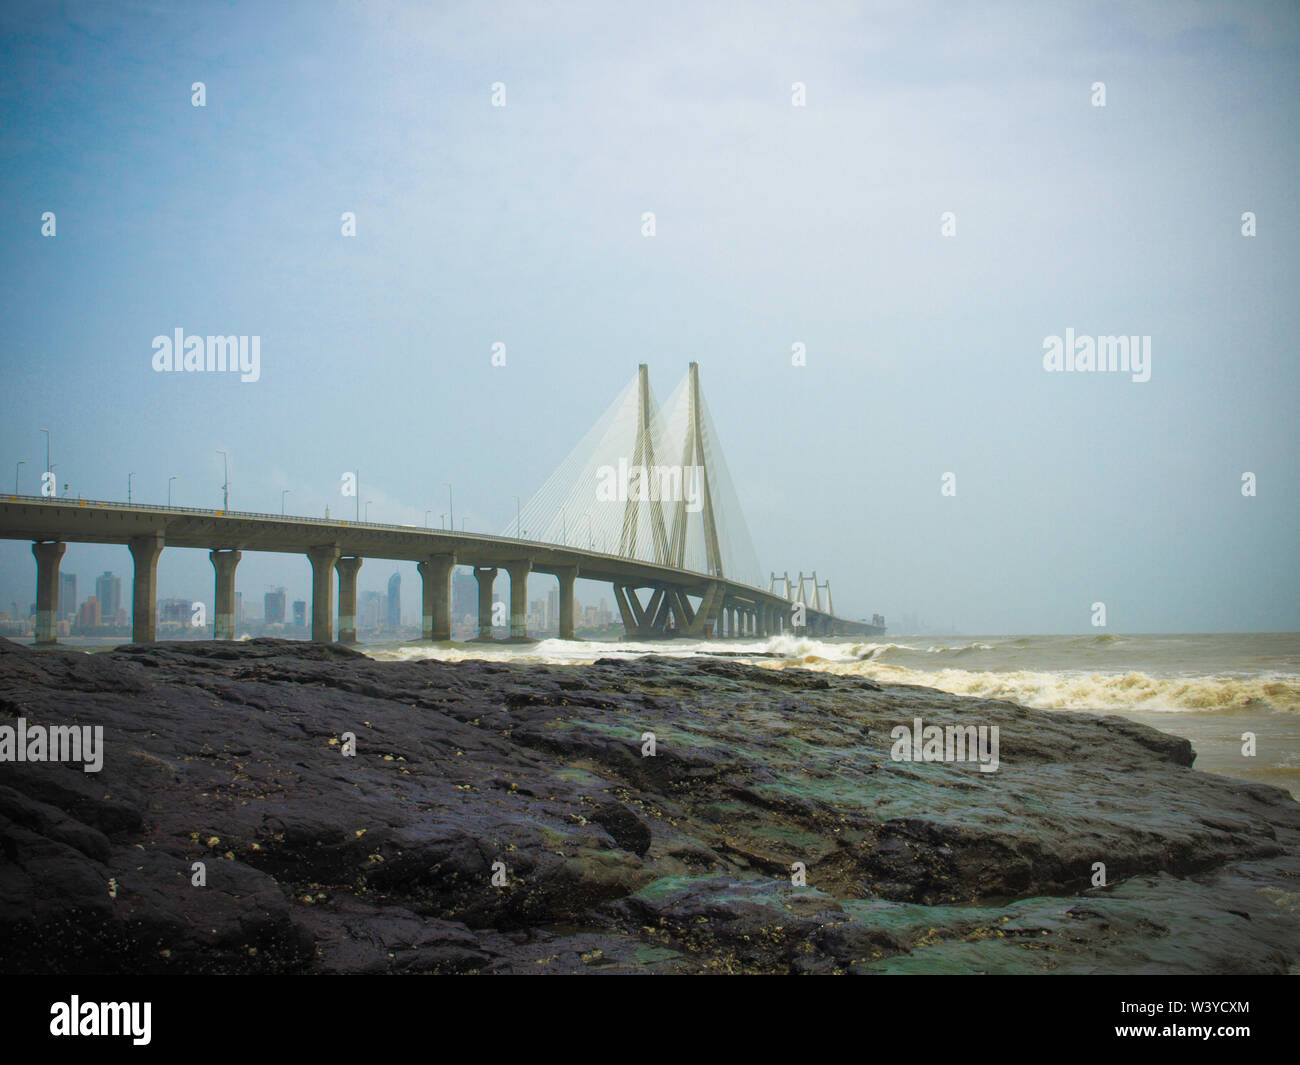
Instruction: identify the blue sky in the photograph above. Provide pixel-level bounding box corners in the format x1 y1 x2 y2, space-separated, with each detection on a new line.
1 0 1296 633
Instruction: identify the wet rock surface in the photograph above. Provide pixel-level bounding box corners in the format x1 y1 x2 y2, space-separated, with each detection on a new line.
0 637 1296 974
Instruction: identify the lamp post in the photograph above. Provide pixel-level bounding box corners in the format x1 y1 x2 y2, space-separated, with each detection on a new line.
128 472 134 504
217 450 229 509
440 513 446 530
364 500 373 521
281 489 291 515
443 482 453 533
168 476 177 506
40 429 49 474
424 510 432 528
513 496 521 539
14 461 23 495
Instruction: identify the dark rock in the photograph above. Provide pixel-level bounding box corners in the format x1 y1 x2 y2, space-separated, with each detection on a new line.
0 637 1296 974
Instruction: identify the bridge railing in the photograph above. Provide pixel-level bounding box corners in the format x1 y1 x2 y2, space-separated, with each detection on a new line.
2 492 571 544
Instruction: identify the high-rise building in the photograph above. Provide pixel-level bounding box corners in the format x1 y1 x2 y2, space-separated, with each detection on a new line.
265 588 286 624
160 598 192 624
78 596 101 628
59 572 77 620
95 571 122 621
292 600 306 627
387 573 401 630
452 570 476 629
359 590 388 630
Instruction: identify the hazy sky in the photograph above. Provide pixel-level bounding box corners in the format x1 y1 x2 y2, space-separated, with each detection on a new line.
1 0 1296 633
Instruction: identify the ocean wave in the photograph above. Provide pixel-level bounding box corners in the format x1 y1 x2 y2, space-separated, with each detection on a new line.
791 660 1300 714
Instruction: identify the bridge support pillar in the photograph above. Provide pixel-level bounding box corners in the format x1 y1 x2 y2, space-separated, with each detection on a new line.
128 533 164 642
554 566 577 640
335 556 363 643
418 554 456 641
209 549 241 639
683 582 724 638
32 541 66 645
473 567 498 641
307 545 340 642
505 561 531 641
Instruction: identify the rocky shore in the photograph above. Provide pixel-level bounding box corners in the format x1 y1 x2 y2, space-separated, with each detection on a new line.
1 637 1297 974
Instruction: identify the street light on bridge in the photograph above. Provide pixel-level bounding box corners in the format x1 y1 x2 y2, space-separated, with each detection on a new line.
128 472 134 504
281 489 291 515
40 429 49 474
424 510 432 528
513 495 521 539
443 482 453 532
14 461 23 495
365 499 373 521
217 450 229 510
168 476 177 506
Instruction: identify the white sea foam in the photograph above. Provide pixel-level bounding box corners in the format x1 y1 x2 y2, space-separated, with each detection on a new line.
367 632 1300 715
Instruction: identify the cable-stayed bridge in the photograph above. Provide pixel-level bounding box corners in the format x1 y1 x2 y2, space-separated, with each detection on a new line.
0 364 884 644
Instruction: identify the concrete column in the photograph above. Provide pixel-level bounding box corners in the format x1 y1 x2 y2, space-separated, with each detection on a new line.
209 549 241 639
32 541 65 645
555 566 578 640
505 560 531 640
474 567 498 641
418 554 456 641
307 545 340 642
128 533 164 642
335 556 363 643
